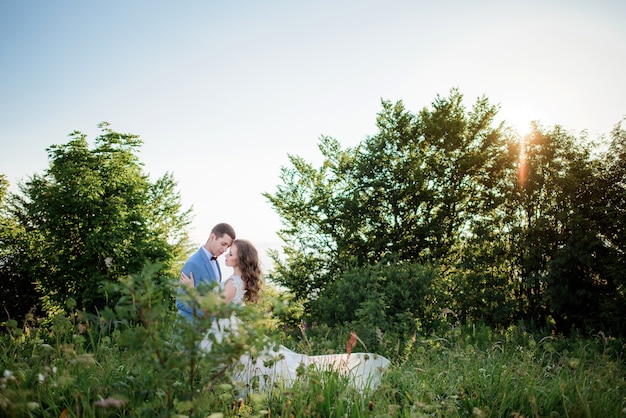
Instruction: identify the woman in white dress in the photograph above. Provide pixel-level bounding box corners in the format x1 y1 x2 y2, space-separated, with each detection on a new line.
180 239 263 350
180 239 390 393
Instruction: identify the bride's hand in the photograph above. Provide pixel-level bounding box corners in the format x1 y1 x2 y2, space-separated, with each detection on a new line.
180 271 194 288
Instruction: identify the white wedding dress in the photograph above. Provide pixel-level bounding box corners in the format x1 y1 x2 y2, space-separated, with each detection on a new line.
200 275 391 393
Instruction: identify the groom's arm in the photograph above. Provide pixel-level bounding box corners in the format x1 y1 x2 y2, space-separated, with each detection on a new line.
176 259 207 319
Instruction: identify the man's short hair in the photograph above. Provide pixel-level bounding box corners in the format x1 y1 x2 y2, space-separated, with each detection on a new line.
212 223 236 240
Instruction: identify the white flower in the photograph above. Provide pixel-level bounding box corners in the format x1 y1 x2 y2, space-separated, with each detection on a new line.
38 373 45 382
3 370 12 378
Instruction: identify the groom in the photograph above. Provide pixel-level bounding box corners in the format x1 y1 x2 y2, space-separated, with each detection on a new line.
176 222 236 321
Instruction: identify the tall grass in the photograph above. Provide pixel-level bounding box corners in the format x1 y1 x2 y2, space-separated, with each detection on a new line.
1 269 624 417
372 324 626 417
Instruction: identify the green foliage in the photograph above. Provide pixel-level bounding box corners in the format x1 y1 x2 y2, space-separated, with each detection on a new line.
265 89 626 336
589 119 626 332
0 263 274 417
2 306 624 417
264 369 369 417
376 324 626 417
265 89 510 322
445 256 520 327
496 122 626 333
0 175 43 323
0 123 192 318
309 261 442 355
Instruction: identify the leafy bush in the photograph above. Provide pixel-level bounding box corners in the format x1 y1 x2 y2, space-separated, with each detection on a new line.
1 264 625 417
308 261 446 355
0 263 272 417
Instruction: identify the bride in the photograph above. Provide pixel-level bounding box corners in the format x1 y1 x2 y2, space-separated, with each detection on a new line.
180 239 390 393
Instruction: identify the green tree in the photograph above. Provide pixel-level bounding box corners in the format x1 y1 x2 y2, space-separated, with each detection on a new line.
473 121 626 334
503 125 595 330
266 89 626 336
2 123 192 317
581 119 626 332
0 175 44 322
265 89 509 325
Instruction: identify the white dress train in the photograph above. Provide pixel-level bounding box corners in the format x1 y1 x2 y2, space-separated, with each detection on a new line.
201 275 391 392
235 345 391 393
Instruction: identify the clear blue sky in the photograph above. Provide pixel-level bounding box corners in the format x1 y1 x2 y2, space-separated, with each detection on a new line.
1 1 625 271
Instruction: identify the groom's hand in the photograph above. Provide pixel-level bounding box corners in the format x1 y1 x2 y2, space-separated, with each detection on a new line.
180 271 195 288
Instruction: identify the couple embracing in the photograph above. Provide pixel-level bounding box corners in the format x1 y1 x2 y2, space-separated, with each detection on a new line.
175 222 262 321
175 222 390 393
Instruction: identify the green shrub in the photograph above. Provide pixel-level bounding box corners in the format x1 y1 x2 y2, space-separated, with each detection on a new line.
1 265 624 417
309 261 442 355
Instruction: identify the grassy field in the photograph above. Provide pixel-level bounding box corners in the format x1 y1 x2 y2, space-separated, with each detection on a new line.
1 273 625 417
1 313 624 417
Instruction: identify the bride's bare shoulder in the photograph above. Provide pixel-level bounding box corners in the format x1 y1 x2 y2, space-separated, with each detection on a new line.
224 275 246 289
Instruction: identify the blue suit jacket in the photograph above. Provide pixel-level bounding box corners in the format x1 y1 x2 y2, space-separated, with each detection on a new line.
176 247 222 321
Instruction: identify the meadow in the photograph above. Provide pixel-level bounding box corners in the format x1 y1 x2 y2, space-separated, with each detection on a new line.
1 272 625 417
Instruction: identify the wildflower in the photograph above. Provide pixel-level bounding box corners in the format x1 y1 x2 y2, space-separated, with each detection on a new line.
346 331 357 357
38 373 45 383
70 354 95 366
3 370 13 378
472 407 485 417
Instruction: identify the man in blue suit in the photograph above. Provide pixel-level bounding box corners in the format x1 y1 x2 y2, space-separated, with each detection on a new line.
176 222 236 321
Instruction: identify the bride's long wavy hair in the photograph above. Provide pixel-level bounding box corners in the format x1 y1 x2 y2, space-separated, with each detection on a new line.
234 239 264 303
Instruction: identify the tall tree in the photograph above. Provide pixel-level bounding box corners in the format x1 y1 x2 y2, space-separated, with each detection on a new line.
2 123 192 317
0 175 43 322
265 89 507 319
585 119 626 332
267 90 626 335
485 121 626 333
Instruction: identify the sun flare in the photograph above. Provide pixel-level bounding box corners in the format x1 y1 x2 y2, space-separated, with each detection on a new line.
518 134 528 187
